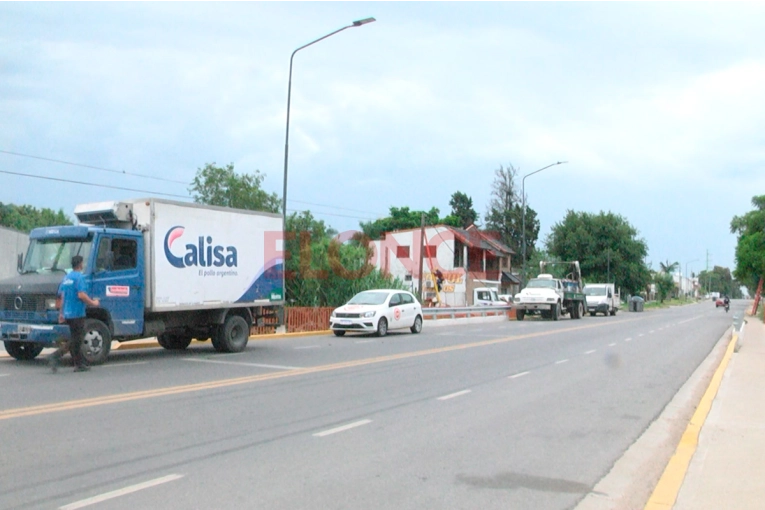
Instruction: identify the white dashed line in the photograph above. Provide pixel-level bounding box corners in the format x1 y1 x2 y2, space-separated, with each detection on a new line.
0 373 9 377
313 419 372 437
183 359 302 370
638 334 645 337
294 345 320 350
649 330 655 334
625 338 632 342
354 339 376 344
555 359 569 365
60 474 184 510
509 371 530 379
437 390 472 401
585 349 596 355
101 362 148 368
608 343 616 347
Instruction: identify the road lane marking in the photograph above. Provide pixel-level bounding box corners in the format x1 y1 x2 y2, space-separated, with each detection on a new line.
585 349 596 355
625 338 632 342
0 318 641 422
644 333 738 510
313 419 372 437
509 371 530 379
101 362 148 368
294 345 320 350
555 359 569 365
609 343 617 347
638 333 645 337
183 358 302 370
354 339 376 344
60 474 184 510
677 316 702 325
437 390 471 401
649 330 655 334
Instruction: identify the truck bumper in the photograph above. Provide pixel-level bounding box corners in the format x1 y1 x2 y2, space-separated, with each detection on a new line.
587 303 609 313
0 322 70 345
514 303 554 311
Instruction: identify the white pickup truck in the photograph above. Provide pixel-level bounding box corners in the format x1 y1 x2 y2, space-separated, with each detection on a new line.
583 283 619 316
473 287 506 306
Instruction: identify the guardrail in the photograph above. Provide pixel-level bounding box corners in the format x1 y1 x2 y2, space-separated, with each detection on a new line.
422 305 513 320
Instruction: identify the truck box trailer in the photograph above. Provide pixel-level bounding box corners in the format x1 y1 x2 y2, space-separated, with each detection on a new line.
0 198 284 364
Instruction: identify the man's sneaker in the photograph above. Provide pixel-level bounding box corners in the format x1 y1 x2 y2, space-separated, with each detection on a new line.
73 365 90 372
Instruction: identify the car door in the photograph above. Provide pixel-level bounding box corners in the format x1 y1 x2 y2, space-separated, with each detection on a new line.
388 292 403 330
398 292 416 327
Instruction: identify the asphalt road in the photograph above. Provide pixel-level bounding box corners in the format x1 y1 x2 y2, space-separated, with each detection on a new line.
0 301 743 510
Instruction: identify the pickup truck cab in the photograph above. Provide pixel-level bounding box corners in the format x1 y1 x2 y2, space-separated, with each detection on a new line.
473 287 506 306
584 283 619 316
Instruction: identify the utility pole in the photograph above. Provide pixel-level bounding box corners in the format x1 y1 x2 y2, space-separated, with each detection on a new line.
418 213 425 303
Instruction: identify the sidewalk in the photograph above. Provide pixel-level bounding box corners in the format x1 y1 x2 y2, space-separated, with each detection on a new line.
670 313 765 509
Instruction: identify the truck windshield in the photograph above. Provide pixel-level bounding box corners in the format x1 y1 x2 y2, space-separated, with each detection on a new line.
22 238 93 274
584 287 607 296
526 279 556 289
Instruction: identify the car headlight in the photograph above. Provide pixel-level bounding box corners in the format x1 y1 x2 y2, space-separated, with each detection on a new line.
331 310 337 317
45 298 58 310
362 311 376 318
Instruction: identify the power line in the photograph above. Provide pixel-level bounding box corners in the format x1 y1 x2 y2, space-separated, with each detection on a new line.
290 198 386 216
0 169 191 199
0 149 189 185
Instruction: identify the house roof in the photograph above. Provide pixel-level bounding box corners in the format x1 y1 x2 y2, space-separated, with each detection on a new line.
377 224 515 257
502 271 522 284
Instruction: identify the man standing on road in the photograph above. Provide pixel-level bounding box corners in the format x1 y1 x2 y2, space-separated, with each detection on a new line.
48 255 100 373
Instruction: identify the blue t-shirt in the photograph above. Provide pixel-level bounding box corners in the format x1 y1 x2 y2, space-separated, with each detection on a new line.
58 271 87 319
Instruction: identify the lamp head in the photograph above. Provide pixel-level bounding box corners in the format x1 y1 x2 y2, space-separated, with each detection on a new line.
353 17 376 26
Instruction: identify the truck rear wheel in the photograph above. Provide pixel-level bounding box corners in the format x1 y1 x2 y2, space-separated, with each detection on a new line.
4 341 44 361
213 315 249 353
158 333 193 350
82 319 112 365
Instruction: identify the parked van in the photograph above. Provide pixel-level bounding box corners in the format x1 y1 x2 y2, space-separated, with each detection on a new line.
583 283 620 316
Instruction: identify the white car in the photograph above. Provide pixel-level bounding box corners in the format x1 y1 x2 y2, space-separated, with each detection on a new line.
330 289 423 337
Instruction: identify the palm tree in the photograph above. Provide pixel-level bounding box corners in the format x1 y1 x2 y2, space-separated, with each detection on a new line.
660 260 679 274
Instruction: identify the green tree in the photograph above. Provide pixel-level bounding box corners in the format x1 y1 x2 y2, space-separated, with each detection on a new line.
0 202 72 232
731 195 765 292
188 162 280 213
442 191 478 229
654 272 675 303
484 163 539 265
546 210 651 295
659 260 680 274
360 206 442 240
697 266 739 297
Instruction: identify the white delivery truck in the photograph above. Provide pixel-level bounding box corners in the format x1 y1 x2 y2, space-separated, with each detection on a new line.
583 283 620 316
0 199 284 363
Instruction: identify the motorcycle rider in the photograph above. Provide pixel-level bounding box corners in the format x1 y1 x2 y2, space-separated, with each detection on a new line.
723 295 730 312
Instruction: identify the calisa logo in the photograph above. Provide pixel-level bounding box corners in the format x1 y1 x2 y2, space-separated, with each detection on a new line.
164 226 238 269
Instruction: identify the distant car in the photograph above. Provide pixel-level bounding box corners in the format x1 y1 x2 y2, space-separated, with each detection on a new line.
330 289 423 337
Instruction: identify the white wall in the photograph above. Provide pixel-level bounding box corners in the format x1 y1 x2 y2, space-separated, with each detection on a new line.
0 226 28 281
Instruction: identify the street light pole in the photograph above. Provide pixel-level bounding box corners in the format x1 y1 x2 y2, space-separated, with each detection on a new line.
282 17 376 219
280 17 375 304
521 161 567 286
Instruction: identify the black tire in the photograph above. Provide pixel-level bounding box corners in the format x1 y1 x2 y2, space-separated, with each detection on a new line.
516 310 525 321
213 315 250 353
82 318 112 365
158 333 192 350
575 302 584 319
4 341 44 361
552 303 560 321
333 330 346 337
610 308 617 316
410 315 423 334
376 317 388 337
589 312 596 317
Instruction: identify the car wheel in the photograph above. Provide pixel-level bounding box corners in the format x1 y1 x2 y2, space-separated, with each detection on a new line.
410 315 422 334
376 317 388 337
333 330 346 337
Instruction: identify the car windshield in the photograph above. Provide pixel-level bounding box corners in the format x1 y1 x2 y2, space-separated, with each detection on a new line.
526 279 556 289
22 238 93 274
347 291 390 305
585 287 607 296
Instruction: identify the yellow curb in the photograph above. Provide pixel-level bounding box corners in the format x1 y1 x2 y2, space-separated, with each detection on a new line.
643 332 738 510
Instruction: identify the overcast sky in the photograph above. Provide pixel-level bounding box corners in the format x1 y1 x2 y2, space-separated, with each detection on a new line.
2 2 764 276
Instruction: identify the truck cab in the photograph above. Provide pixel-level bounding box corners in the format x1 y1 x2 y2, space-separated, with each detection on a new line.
583 283 619 316
0 224 145 363
473 287 505 306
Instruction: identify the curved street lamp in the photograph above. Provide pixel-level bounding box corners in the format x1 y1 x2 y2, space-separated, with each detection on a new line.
521 161 567 287
280 17 375 307
282 17 376 218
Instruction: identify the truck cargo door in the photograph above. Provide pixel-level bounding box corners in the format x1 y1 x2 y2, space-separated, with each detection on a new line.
91 235 145 337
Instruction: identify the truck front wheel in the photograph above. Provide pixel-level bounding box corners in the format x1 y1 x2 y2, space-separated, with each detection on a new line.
4 341 44 361
552 303 560 321
213 315 249 353
82 319 112 365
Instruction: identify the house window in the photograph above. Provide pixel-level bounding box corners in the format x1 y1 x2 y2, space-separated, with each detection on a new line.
396 246 410 258
424 245 437 258
453 240 464 267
